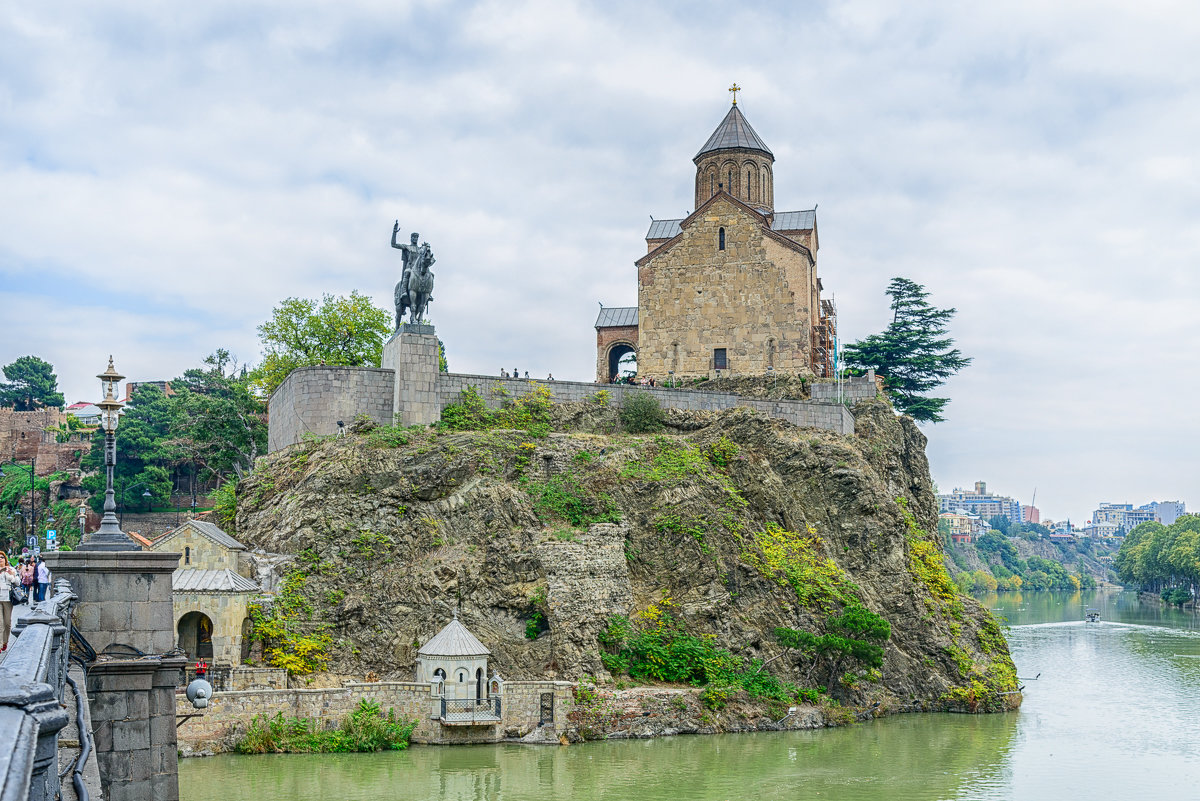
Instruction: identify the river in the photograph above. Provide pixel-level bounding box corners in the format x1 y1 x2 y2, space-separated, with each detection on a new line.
182 590 1200 800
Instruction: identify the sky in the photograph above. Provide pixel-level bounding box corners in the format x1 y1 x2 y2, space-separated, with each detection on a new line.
2 0 1198 523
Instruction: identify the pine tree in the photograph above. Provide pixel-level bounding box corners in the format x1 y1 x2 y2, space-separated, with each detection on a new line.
0 356 65 410
842 278 971 423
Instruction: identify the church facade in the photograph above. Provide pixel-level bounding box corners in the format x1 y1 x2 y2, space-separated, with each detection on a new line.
596 98 835 382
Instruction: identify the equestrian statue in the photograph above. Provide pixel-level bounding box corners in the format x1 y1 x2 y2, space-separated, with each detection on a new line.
391 221 436 328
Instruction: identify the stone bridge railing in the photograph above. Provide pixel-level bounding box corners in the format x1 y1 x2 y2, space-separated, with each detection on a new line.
0 580 79 801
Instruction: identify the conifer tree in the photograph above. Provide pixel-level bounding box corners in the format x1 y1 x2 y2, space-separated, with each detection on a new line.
842 278 970 422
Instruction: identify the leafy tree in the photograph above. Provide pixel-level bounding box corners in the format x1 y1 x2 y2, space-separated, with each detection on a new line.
842 278 971 422
81 385 178 513
988 515 1012 535
438 339 448 373
171 358 267 481
251 292 391 395
0 356 65 410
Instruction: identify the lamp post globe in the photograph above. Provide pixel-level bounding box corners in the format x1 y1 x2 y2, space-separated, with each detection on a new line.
79 356 140 551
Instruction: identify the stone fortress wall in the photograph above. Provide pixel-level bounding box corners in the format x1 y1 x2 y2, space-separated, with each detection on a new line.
176 679 576 752
0 406 90 475
268 328 879 453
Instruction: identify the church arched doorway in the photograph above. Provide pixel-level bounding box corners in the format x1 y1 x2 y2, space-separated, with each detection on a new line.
178 611 215 661
607 343 636 382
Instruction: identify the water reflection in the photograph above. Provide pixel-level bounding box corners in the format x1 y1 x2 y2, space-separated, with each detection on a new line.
182 591 1200 801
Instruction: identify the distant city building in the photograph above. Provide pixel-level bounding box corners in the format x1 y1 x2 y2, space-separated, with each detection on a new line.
937 481 1022 525
1140 500 1186 526
1092 502 1155 535
1022 505 1040 525
123 381 174 402
939 512 974 544
65 402 102 427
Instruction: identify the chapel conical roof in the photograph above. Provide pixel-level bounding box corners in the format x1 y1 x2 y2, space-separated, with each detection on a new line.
694 104 773 161
417 614 491 657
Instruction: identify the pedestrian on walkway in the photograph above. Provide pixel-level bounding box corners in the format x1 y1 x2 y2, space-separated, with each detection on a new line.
18 558 34 602
0 554 19 652
34 556 50 603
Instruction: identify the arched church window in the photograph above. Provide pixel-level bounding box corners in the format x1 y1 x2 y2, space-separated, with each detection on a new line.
718 228 725 250
184 547 190 565
747 169 752 200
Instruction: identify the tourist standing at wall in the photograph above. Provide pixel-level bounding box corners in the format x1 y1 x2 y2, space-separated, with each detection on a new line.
0 554 18 651
34 556 50 602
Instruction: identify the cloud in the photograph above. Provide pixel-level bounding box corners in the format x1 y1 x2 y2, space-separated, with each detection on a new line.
2 0 1198 520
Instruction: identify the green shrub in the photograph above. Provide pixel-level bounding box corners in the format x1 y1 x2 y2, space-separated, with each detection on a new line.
522 474 620 528
235 699 416 754
212 480 237 532
619 391 664 433
703 436 740 468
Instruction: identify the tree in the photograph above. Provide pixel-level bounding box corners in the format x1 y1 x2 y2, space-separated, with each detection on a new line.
81 384 178 513
0 356 65 410
171 357 267 481
250 291 392 395
841 278 971 422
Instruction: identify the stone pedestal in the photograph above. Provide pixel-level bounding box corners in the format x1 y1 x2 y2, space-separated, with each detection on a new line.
88 656 187 801
44 550 180 655
382 324 441 427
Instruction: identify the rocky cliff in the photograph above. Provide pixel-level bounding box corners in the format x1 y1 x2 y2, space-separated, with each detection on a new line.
234 398 1018 715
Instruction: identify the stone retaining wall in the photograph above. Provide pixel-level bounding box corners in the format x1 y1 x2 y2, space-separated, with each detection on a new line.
267 366 394 452
176 680 575 753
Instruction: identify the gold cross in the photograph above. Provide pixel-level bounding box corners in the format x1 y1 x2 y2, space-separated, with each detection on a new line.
729 83 741 105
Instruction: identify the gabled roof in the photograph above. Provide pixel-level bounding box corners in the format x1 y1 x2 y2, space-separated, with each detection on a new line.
595 306 638 328
636 190 813 268
418 615 490 657
695 105 773 160
173 568 259 593
646 209 815 241
152 519 246 553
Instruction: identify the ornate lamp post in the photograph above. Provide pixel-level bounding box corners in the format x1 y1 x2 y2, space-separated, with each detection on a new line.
78 356 139 551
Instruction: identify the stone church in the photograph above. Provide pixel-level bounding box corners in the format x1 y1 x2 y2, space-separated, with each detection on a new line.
596 96 835 382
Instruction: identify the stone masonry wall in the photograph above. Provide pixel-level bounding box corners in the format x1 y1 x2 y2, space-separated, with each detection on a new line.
268 363 856 453
595 324 639 382
810 372 880 404
636 195 815 380
267 366 394 452
0 407 88 475
175 680 575 753
437 375 855 435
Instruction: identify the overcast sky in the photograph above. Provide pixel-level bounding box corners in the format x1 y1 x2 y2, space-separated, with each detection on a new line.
2 1 1197 523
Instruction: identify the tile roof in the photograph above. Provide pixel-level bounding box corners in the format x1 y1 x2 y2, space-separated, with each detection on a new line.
695 105 773 159
153 519 246 553
173 568 259 593
418 616 491 657
595 306 638 328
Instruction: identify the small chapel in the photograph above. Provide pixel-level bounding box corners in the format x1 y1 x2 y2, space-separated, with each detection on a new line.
596 87 836 383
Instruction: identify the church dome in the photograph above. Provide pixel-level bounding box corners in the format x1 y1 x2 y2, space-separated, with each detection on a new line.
694 104 773 160
418 614 491 657
693 102 775 212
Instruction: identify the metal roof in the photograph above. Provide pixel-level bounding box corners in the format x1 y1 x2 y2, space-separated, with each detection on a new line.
771 210 816 231
418 616 491 657
173 568 259 593
595 306 638 328
154 519 246 553
695 105 773 159
647 219 683 240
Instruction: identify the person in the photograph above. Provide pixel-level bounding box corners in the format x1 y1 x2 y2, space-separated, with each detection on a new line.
547 373 554 381
34 556 50 603
524 371 530 379
513 368 519 380
501 369 508 378
0 554 19 652
19 558 33 603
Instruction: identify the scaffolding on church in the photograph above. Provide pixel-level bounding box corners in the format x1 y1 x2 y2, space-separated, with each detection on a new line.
812 298 837 379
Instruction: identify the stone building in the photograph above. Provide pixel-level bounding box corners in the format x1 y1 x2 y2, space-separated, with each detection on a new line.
596 97 836 382
150 519 260 664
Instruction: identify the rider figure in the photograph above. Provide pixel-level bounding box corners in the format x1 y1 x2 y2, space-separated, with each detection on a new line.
391 222 434 326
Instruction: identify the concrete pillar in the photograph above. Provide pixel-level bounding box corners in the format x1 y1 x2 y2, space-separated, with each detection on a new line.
382 324 441 427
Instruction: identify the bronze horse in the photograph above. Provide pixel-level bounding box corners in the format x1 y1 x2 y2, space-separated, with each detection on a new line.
395 243 435 327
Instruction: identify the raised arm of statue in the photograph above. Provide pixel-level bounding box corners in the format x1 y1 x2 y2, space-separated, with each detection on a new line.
391 220 403 249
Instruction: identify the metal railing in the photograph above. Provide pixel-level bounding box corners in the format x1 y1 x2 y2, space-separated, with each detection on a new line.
439 696 502 724
0 579 79 801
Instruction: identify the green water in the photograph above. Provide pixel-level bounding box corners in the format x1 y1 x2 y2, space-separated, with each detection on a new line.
183 590 1200 800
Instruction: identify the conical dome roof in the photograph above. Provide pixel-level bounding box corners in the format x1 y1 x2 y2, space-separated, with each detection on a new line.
694 104 773 161
418 614 490 657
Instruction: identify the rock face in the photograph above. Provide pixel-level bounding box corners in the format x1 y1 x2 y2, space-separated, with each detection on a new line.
235 399 1018 713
